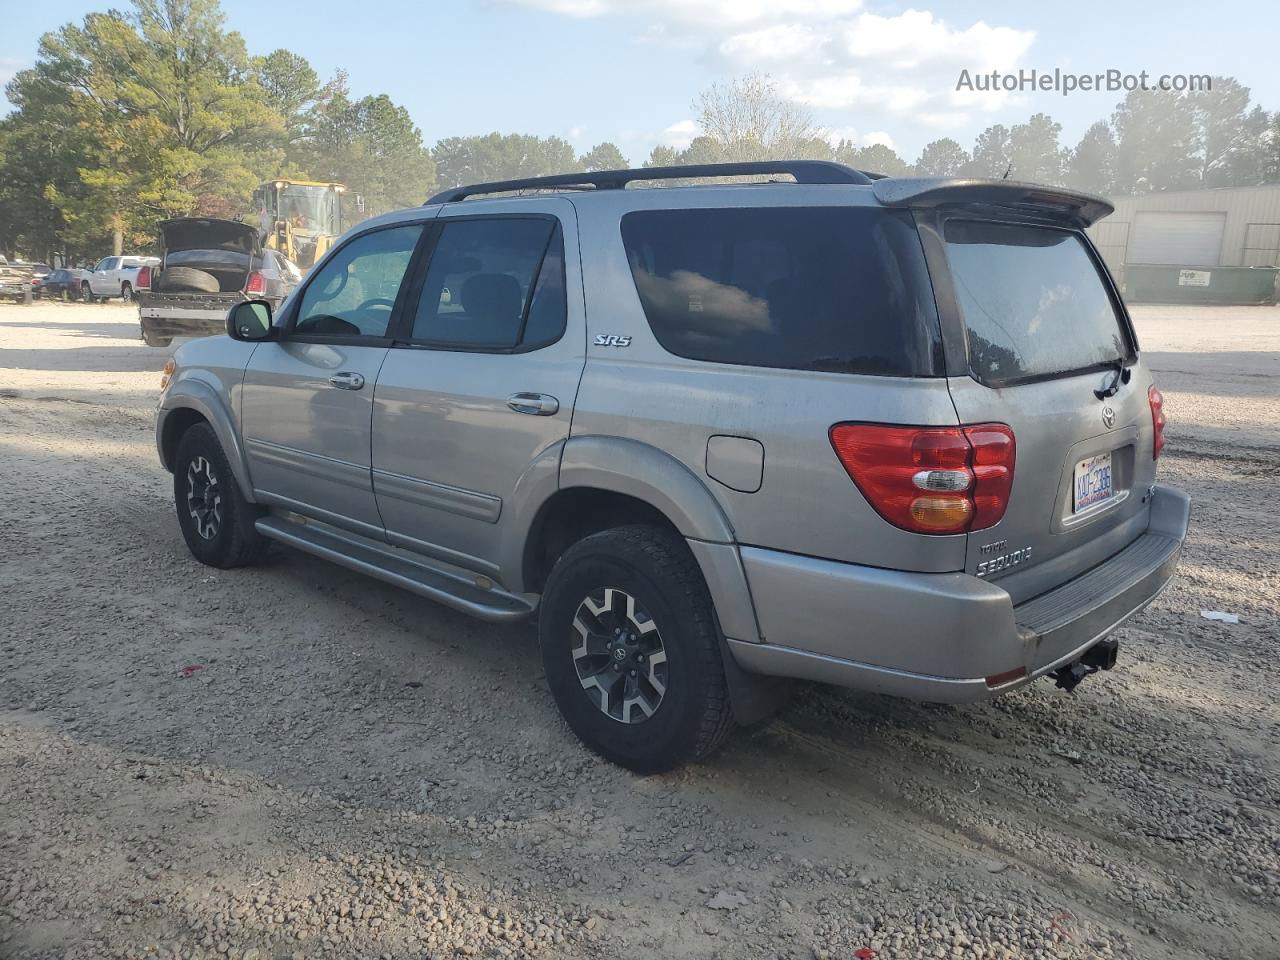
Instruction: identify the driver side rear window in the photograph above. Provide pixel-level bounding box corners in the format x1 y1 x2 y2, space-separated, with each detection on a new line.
294 225 422 338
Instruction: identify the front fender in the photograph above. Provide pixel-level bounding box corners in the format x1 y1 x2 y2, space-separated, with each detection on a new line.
157 374 255 501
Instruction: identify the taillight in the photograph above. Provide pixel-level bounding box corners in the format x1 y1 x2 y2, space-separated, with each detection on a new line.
135 266 151 290
160 357 175 391
830 423 1016 535
1148 384 1165 459
245 271 265 295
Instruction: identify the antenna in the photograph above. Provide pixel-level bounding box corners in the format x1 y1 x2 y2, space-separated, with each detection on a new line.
1001 162 1013 180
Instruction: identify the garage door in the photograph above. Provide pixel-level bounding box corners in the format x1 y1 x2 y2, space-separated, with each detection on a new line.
1127 211 1226 266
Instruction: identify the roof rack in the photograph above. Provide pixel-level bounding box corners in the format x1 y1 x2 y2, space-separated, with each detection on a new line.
426 160 875 204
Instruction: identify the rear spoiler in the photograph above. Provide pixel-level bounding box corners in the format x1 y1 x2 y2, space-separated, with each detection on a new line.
872 177 1113 227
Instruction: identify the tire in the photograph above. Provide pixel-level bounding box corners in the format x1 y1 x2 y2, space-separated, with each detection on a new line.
539 524 734 773
156 266 220 294
81 282 94 303
173 422 267 568
142 328 172 347
121 281 133 302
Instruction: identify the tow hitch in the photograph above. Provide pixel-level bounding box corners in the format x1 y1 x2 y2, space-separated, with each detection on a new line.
1052 638 1119 692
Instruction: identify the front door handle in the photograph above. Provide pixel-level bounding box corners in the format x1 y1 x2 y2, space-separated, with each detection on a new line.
507 392 559 416
328 372 365 390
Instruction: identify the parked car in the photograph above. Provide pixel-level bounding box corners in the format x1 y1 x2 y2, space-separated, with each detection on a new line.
25 263 52 295
35 267 82 300
83 255 159 303
0 256 34 304
156 161 1190 772
137 218 300 347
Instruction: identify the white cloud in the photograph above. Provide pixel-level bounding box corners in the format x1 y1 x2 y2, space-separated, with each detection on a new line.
861 130 894 149
661 119 698 149
509 0 863 27
512 1 1037 145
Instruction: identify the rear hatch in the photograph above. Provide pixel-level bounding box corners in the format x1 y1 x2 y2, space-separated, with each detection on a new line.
901 187 1156 604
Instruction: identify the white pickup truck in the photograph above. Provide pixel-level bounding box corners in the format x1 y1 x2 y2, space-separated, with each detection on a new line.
83 256 159 303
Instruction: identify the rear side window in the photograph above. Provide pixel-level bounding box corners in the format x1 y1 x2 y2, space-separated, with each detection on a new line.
944 221 1131 385
620 207 941 376
411 218 565 350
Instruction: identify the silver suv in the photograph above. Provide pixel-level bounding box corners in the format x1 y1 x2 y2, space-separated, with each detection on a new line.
156 161 1190 772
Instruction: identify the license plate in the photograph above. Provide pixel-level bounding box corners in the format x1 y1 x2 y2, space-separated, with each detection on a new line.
1073 452 1113 512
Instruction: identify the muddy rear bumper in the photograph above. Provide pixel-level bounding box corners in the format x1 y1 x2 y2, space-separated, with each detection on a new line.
727 484 1191 702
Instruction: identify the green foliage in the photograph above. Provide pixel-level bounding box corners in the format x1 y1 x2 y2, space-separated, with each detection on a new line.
578 141 628 171
1065 122 1118 195
433 133 579 188
915 138 969 177
836 141 911 176
296 74 435 219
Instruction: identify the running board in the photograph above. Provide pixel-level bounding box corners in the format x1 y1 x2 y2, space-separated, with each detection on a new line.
255 514 536 622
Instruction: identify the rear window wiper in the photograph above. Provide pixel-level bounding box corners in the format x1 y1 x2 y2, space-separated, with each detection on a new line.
1093 358 1131 400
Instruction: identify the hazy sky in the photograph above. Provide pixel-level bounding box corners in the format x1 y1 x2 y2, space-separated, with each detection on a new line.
3 0 1278 164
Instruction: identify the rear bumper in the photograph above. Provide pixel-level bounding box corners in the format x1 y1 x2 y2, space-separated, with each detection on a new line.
139 298 276 338
727 484 1191 702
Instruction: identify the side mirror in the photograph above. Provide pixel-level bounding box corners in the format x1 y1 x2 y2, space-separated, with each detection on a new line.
227 299 274 341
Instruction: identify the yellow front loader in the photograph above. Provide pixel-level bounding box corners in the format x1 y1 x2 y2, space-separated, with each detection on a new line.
254 180 348 271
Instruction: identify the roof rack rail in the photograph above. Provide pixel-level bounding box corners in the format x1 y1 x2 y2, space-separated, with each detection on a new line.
426 160 874 204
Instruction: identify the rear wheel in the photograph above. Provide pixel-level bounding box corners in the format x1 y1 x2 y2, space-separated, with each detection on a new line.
173 423 267 568
142 327 172 348
539 524 734 773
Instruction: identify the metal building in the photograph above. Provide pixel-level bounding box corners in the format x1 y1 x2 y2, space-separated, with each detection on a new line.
1087 184 1280 304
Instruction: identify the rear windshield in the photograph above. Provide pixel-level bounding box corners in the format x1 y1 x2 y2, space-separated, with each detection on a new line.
944 221 1131 385
620 207 941 376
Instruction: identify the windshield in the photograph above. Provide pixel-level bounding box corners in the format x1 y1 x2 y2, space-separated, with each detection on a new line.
945 220 1131 385
279 186 337 236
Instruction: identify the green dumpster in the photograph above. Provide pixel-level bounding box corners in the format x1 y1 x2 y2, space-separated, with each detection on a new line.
1123 264 1279 305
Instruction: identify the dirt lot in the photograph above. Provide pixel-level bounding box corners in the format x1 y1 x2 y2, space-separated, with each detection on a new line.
1 301 1277 960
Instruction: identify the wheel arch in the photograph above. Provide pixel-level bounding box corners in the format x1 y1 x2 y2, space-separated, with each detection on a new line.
157 380 255 501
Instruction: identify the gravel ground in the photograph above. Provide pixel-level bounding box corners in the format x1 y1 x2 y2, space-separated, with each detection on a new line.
1 301 1277 960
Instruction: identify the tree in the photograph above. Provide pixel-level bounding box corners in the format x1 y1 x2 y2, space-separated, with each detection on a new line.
433 132 579 188
300 75 435 217
578 141 628 171
915 138 969 176
4 0 283 254
643 145 682 168
837 142 911 176
1111 88 1198 193
965 124 1012 178
1258 112 1280 184
1065 121 1119 195
256 48 319 147
693 73 824 161
1007 113 1066 184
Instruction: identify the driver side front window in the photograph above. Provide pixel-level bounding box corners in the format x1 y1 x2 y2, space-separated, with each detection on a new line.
294 225 422 338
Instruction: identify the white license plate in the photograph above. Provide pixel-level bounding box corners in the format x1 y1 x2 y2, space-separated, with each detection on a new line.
1073 452 1113 512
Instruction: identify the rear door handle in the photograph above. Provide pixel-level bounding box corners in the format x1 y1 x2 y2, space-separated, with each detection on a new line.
328 372 365 390
507 392 559 416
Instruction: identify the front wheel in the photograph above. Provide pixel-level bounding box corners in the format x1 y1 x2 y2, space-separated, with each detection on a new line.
539 525 734 773
121 281 133 302
81 283 94 303
173 423 266 568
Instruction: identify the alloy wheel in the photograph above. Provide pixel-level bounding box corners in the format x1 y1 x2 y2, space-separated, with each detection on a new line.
186 456 222 540
571 587 668 724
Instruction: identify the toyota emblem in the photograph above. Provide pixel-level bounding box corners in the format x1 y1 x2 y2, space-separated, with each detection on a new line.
1101 405 1116 428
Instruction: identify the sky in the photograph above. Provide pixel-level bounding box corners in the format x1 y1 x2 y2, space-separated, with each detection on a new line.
3 0 1279 165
